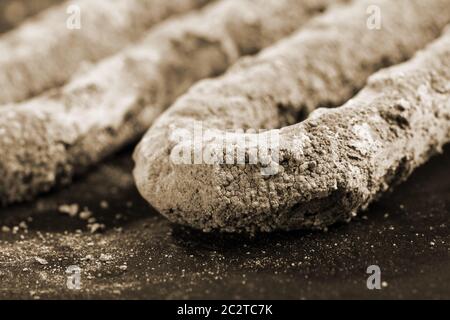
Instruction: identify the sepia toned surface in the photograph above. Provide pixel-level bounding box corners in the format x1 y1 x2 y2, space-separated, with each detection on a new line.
0 0 340 206
0 0 448 300
0 0 213 105
134 0 450 233
0 145 449 299
0 0 62 32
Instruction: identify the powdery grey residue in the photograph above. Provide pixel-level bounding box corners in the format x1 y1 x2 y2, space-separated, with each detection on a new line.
0 0 340 205
134 0 450 233
0 0 212 104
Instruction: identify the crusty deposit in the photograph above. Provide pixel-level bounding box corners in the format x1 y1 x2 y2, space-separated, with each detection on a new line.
0 0 338 205
0 0 63 32
0 0 212 104
134 0 450 232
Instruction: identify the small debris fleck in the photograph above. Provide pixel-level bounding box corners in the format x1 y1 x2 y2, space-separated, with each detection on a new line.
19 221 28 229
82 254 94 261
79 209 92 220
58 204 79 217
99 254 113 262
88 223 105 234
100 201 109 209
34 257 48 265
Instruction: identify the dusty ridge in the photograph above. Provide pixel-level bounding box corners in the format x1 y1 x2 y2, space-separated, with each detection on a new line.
133 0 450 232
0 0 63 32
0 0 213 104
0 0 338 205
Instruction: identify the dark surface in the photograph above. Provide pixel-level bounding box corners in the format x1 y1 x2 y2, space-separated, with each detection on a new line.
0 144 449 300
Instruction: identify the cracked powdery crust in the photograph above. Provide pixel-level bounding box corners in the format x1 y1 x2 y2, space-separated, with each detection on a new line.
0 0 339 205
133 0 450 233
0 0 212 104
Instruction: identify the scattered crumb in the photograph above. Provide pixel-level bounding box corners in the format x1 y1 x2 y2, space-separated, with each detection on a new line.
100 201 109 209
58 204 79 217
79 209 92 220
34 257 48 265
99 254 113 262
88 223 105 234
82 254 94 261
12 226 19 234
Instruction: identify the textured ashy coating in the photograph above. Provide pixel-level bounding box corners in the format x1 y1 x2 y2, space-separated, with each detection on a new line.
133 0 450 233
0 0 338 205
0 0 63 33
0 0 212 104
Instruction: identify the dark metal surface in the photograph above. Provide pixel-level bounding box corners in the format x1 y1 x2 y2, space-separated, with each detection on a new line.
0 144 449 299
